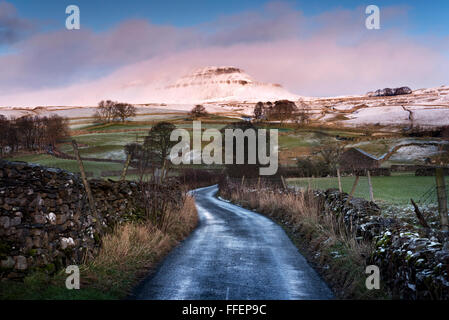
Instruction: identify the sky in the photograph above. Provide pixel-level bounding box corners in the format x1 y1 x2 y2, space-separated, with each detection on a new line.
1 0 449 106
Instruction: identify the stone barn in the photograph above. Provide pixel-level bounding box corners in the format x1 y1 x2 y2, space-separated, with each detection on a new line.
339 148 380 172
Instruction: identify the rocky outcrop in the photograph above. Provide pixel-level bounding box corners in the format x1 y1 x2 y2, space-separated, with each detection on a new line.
0 160 144 279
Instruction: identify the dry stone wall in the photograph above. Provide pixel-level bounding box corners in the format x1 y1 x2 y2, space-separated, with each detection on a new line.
317 189 449 300
0 160 144 279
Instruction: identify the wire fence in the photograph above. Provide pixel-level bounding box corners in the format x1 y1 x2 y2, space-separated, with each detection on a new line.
286 174 449 207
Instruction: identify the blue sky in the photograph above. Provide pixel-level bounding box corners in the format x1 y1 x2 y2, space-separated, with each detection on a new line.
8 0 449 35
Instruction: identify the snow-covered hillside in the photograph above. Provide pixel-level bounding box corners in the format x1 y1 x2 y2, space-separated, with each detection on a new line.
303 85 449 128
0 65 448 129
152 66 299 103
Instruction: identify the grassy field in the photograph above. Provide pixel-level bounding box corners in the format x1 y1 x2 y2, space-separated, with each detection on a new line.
58 131 142 160
6 154 124 178
5 117 444 182
62 121 240 160
287 172 445 205
16 118 423 168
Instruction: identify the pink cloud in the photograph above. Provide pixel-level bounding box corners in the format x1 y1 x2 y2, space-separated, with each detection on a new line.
1 1 448 107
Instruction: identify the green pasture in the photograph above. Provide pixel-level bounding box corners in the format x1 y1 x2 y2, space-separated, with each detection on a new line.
287 173 445 205
6 154 124 178
63 118 413 163
5 115 443 184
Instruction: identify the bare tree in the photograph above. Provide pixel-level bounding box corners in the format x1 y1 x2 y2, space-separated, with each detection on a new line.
6 117 19 153
125 122 178 181
144 122 177 170
44 115 69 146
190 105 208 119
253 102 265 120
0 115 69 155
95 100 116 123
0 115 8 157
124 142 155 182
113 103 136 122
221 121 268 178
95 100 136 123
16 116 35 150
318 143 345 173
295 106 310 126
266 100 297 123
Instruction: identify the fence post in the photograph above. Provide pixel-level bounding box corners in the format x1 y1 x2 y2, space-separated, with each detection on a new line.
347 175 360 204
410 198 430 229
120 153 132 182
72 140 101 232
337 168 342 192
435 167 448 232
160 159 167 184
367 170 374 202
281 175 287 190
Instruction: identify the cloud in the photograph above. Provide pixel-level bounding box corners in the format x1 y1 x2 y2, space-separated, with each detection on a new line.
0 17 201 95
0 1 448 106
0 1 35 45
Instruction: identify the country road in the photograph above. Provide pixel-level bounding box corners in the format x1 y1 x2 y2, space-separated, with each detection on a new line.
132 185 334 300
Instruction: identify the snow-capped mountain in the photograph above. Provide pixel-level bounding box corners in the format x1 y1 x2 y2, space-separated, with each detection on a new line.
153 66 299 103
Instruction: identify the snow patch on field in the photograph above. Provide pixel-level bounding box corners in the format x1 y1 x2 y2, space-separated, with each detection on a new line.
410 108 449 126
345 106 409 125
97 150 127 161
389 145 441 161
344 105 449 126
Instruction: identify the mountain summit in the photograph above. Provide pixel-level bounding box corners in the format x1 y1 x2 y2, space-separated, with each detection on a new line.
155 66 299 103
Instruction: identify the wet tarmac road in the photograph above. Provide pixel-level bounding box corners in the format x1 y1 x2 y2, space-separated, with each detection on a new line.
132 185 334 300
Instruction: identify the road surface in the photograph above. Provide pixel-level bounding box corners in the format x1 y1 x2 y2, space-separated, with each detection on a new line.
132 185 334 300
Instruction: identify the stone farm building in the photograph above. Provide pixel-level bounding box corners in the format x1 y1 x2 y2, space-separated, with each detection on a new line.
339 148 380 171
